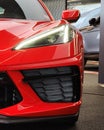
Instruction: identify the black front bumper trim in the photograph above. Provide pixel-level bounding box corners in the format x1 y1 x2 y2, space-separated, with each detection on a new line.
0 113 79 124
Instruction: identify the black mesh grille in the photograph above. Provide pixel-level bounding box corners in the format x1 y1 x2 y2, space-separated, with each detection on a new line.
22 66 80 102
0 72 22 109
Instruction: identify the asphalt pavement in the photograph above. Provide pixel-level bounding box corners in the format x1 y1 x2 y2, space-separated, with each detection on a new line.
1 61 104 130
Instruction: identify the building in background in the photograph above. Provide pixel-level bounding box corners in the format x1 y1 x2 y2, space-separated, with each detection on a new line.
67 0 100 14
43 0 66 20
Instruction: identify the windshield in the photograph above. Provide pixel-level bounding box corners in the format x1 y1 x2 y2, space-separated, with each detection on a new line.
0 0 51 21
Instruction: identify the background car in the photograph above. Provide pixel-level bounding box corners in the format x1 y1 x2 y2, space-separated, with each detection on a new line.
72 3 101 65
0 0 84 125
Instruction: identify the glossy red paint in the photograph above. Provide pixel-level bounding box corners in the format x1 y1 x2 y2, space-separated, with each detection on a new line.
0 19 83 121
0 0 84 124
0 57 82 117
62 9 80 22
0 19 83 68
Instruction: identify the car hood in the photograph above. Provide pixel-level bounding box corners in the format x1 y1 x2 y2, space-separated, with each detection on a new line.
0 18 65 50
0 18 75 69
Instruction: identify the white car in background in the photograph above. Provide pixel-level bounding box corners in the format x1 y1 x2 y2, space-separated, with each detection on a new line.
72 3 101 65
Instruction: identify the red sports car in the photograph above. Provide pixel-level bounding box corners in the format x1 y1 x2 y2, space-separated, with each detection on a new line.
0 0 84 124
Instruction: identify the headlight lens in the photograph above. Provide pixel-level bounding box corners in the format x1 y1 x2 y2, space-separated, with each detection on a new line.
14 24 75 50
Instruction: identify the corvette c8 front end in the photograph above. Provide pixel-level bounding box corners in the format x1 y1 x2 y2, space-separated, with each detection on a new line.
0 16 84 124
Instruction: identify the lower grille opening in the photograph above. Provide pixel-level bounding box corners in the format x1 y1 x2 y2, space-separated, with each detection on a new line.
22 66 81 102
0 72 22 109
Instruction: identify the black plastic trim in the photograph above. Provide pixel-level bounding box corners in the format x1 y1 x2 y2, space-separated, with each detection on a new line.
0 113 79 124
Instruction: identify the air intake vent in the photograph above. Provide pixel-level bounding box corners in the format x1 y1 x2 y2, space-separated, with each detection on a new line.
0 72 22 109
22 66 80 102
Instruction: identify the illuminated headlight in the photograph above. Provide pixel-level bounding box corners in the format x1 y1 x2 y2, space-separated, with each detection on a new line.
13 24 75 50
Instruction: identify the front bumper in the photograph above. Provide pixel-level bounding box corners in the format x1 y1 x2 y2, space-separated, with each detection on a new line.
0 112 79 124
0 55 83 124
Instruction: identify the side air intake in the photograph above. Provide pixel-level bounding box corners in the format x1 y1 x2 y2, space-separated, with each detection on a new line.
22 66 80 102
0 72 22 109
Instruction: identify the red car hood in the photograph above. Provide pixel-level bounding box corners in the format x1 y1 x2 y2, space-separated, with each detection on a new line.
0 19 76 69
0 19 64 50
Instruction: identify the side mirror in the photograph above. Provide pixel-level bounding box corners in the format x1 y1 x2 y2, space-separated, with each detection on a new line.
62 9 80 23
